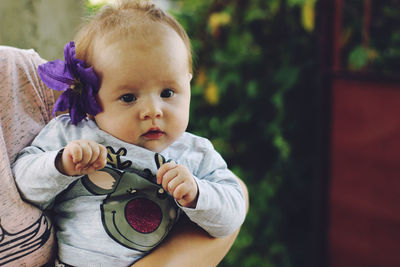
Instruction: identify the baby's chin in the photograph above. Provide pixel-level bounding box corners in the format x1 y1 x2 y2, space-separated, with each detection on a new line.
139 132 183 153
142 141 171 153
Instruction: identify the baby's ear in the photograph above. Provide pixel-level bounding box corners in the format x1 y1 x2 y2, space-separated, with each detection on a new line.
155 153 166 169
87 171 116 190
82 168 121 195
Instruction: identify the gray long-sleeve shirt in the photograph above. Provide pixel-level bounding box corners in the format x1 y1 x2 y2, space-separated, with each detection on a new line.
13 114 246 266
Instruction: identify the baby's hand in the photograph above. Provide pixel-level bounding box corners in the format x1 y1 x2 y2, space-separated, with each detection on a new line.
56 140 107 176
156 161 199 208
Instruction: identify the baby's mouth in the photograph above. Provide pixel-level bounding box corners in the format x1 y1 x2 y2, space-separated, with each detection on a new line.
142 129 165 139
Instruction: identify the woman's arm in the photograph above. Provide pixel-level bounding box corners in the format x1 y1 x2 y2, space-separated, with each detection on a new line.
133 177 249 267
0 46 56 266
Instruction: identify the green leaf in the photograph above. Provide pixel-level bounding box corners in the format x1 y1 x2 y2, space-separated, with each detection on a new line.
348 46 369 70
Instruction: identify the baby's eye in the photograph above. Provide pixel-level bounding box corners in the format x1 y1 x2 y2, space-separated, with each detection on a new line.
160 89 174 98
120 94 137 103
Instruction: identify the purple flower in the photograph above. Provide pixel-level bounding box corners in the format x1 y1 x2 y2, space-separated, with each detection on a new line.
38 41 102 125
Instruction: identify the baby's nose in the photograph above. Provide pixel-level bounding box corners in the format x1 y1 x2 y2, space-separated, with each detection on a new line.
139 97 163 120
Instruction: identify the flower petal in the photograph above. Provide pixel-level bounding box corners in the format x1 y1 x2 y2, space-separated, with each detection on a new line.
82 85 102 116
76 65 99 92
69 93 87 125
64 41 86 78
52 89 72 115
38 60 74 91
75 64 102 116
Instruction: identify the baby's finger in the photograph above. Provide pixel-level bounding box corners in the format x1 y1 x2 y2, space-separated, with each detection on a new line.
67 142 84 164
92 145 108 169
161 168 179 192
156 161 177 184
77 165 97 175
76 141 93 168
165 174 185 194
87 141 101 165
175 182 198 208
172 183 185 200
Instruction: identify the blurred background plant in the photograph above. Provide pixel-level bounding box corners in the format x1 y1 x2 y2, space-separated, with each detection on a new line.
167 0 321 266
341 0 400 74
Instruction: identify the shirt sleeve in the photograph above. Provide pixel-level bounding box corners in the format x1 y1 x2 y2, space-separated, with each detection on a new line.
12 117 82 210
178 138 246 238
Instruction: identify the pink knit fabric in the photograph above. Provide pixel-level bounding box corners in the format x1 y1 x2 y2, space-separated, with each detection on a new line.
0 46 55 266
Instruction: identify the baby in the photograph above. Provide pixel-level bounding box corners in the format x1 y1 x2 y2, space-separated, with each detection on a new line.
12 1 246 266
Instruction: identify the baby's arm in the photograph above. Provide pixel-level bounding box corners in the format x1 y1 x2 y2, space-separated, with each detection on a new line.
56 140 107 176
14 139 107 209
156 139 246 238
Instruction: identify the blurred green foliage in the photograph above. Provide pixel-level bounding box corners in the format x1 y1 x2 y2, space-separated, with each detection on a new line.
170 0 320 266
85 0 104 15
342 0 400 74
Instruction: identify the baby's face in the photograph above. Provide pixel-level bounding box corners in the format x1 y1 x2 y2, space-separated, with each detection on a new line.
92 24 192 152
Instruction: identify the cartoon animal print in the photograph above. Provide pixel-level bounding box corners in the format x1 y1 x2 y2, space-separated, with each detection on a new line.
0 213 52 265
106 146 132 169
81 151 178 252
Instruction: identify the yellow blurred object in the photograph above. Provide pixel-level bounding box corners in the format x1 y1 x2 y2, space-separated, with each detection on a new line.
196 68 207 86
301 0 316 32
367 48 378 61
341 27 353 47
204 82 219 105
208 12 231 36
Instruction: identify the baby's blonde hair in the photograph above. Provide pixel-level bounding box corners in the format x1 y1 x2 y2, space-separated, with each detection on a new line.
74 0 192 73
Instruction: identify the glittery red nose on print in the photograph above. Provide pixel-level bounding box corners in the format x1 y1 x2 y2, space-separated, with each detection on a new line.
125 198 162 233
